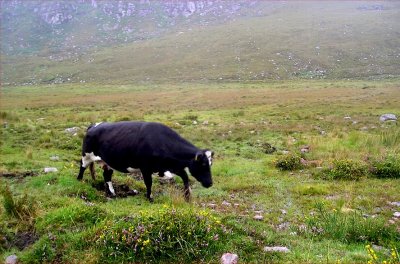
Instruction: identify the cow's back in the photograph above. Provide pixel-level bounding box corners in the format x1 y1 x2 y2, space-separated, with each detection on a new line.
83 121 197 172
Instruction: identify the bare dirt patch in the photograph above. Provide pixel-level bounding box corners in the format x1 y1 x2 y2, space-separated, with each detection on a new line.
91 182 139 198
1 170 38 178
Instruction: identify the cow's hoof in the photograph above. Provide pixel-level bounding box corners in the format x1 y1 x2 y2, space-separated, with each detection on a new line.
148 197 154 203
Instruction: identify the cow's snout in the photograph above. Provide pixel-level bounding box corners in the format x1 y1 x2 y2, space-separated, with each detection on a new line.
202 181 213 188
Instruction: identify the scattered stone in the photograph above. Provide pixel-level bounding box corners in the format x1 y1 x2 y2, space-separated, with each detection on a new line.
300 145 310 153
64 127 80 135
233 203 240 207
379 114 397 122
344 116 352 120
5 255 18 264
222 200 231 207
208 203 217 209
388 219 396 224
44 167 58 173
192 120 198 125
202 120 209 125
50 155 59 161
277 222 290 231
393 212 400 218
280 209 287 215
253 215 263 221
389 201 400 207
263 246 290 253
220 253 238 264
320 130 326 135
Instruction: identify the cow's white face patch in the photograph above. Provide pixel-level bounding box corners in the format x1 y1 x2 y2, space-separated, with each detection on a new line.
205 150 213 166
106 181 116 196
82 152 102 168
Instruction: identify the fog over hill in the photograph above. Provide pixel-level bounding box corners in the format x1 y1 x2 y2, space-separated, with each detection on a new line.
1 0 399 85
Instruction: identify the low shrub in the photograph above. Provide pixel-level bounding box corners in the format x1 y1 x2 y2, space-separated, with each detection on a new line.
301 203 398 245
370 155 400 179
94 205 227 263
320 159 367 180
1 185 38 223
274 153 303 171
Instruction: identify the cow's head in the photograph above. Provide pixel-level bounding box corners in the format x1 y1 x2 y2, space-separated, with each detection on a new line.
189 150 214 188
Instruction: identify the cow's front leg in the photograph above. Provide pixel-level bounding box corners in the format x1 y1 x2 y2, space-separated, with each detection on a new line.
102 165 115 197
141 170 153 202
177 170 191 201
77 160 86 180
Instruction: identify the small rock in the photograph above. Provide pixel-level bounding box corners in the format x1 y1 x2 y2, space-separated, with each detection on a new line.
320 130 326 135
50 155 59 161
5 255 18 264
280 209 287 215
379 114 397 122
253 215 263 221
263 246 290 253
389 201 400 207
220 253 238 264
44 167 58 173
208 203 217 209
277 222 290 230
344 116 352 120
64 127 80 135
393 212 400 218
222 200 231 207
300 145 310 153
193 120 198 125
202 120 209 125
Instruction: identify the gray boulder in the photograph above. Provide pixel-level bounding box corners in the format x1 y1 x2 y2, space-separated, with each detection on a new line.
379 114 397 122
5 255 18 264
221 253 238 264
263 246 290 253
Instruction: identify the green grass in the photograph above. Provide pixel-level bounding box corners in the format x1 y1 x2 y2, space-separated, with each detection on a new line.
1 80 399 263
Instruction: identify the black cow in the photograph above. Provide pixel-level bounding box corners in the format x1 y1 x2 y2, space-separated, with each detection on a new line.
77 121 213 201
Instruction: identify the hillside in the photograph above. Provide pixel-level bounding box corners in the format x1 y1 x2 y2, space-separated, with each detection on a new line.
1 1 400 85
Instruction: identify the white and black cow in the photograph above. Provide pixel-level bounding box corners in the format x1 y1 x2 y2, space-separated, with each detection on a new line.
77 121 213 201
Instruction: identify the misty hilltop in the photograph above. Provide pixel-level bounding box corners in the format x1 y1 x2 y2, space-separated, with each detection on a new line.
1 0 400 85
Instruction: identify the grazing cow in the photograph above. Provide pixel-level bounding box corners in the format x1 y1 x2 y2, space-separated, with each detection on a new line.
77 121 214 201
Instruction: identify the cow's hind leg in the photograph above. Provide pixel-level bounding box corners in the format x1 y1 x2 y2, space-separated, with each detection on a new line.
102 165 115 197
141 170 153 202
89 162 96 180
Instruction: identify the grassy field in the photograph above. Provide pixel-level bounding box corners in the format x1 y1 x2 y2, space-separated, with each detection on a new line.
1 79 400 263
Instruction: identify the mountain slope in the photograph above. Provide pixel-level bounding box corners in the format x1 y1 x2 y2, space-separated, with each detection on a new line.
1 1 399 85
